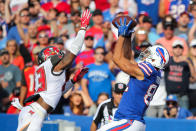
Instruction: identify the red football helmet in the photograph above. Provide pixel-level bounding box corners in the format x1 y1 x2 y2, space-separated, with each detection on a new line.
38 46 64 65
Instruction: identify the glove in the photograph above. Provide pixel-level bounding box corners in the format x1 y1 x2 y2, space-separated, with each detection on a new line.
72 67 89 83
11 98 23 110
80 9 92 30
115 18 134 37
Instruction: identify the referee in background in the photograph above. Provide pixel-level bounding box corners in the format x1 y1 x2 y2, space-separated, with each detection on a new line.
90 83 127 131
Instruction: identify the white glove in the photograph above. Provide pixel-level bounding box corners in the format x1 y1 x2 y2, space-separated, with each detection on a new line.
11 98 23 110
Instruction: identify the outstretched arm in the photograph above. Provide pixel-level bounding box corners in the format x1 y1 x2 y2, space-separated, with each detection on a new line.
112 18 144 80
54 10 91 72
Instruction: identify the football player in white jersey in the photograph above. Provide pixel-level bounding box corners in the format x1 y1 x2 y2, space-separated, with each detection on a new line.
15 9 91 131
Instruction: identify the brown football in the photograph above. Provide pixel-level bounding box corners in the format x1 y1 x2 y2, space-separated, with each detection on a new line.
112 15 137 30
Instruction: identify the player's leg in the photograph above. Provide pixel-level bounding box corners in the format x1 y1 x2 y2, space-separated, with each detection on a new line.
26 102 47 131
97 119 133 131
17 106 34 131
124 120 146 131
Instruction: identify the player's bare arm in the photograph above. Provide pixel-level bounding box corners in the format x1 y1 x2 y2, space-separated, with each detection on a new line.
112 18 144 80
54 9 92 72
19 86 27 106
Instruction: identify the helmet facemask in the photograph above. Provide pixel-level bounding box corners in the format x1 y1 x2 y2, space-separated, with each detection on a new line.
139 46 169 70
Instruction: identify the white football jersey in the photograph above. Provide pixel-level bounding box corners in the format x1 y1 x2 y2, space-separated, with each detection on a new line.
35 58 66 109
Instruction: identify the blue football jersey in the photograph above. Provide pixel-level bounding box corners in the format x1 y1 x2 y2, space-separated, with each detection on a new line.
114 61 161 123
169 0 189 18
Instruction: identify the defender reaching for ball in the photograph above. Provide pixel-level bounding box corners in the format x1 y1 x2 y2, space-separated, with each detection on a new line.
98 18 169 130
16 9 91 131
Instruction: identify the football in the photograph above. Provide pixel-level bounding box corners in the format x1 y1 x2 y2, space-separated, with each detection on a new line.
112 15 137 30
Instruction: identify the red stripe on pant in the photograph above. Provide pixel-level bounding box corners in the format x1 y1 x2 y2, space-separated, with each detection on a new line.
111 123 130 131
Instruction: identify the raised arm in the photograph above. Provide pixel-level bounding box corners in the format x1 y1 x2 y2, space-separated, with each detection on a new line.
5 0 12 24
112 18 144 80
54 9 91 72
188 22 196 43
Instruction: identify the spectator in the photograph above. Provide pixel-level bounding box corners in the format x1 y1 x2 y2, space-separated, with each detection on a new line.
159 0 189 19
0 0 5 20
188 39 196 115
70 0 80 12
19 46 43 107
174 12 190 42
90 83 127 130
86 9 104 45
80 0 92 12
28 1 42 23
45 8 58 21
0 84 9 113
94 0 110 12
141 16 160 45
119 0 137 17
0 25 7 49
164 40 196 109
7 8 30 44
96 21 115 52
163 95 193 119
70 11 81 26
57 11 74 37
64 91 91 116
0 49 21 95
136 0 160 25
75 32 95 67
41 0 71 14
156 15 188 56
88 92 109 116
6 40 24 70
137 11 149 26
36 29 50 49
188 3 196 43
189 1 196 28
132 27 148 59
81 47 115 104
17 23 38 57
102 0 122 22
53 37 65 50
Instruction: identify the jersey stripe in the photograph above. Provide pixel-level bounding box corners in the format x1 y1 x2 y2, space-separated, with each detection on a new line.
142 63 153 73
138 64 150 76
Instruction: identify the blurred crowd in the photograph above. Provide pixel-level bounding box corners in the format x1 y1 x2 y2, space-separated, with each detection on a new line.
0 0 196 122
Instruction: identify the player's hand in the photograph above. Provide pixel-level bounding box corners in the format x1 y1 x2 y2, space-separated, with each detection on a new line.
80 9 92 30
72 67 89 83
115 18 134 37
11 98 23 110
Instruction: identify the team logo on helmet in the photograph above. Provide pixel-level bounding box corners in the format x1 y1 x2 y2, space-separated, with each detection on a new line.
38 46 64 65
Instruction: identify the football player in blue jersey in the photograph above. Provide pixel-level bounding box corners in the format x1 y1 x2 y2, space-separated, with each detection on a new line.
98 18 170 131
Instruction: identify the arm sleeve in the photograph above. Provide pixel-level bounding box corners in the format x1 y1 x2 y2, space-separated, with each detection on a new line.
68 30 86 55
